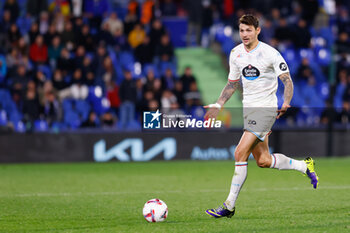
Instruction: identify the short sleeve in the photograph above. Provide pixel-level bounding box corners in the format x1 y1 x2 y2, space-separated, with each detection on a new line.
228 51 240 82
273 51 289 77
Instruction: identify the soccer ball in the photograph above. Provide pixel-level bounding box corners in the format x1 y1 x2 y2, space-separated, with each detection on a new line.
142 199 168 222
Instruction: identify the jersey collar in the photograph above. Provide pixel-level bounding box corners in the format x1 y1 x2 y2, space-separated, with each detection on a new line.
244 41 261 53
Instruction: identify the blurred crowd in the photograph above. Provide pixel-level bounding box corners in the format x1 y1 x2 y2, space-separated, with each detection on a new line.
0 0 349 132
0 0 204 131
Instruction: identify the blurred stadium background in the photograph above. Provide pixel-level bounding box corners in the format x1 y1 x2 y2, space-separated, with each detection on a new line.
0 0 349 161
1 1 350 232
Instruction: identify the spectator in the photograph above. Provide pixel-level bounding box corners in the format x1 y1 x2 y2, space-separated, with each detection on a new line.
184 81 202 108
26 0 48 17
81 55 95 79
44 23 59 46
128 0 140 20
298 0 319 26
48 36 63 68
184 0 202 46
102 12 123 35
274 18 293 44
201 0 213 47
81 111 99 128
73 45 86 69
93 43 108 79
292 19 311 48
134 36 154 65
161 89 177 113
101 111 116 128
161 68 176 90
119 70 137 128
112 28 128 52
143 68 156 92
149 18 167 51
141 0 155 25
128 23 146 49
338 100 350 124
33 69 47 87
180 66 197 93
1 10 12 36
101 56 117 86
43 91 61 125
9 65 29 96
336 32 350 54
39 11 50 35
173 80 185 107
17 37 29 56
52 69 67 91
61 21 76 50
106 81 120 114
296 58 313 82
59 68 88 100
29 35 48 65
77 24 96 52
124 9 139 36
22 88 42 125
56 48 73 76
3 0 20 23
28 22 39 44
16 12 33 36
97 21 114 46
7 24 21 48
156 34 174 62
137 90 155 112
161 0 177 16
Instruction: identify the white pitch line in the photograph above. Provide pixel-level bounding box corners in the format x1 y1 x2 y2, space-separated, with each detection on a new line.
0 185 350 198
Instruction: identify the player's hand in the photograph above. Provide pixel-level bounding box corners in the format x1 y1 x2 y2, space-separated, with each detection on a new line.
204 103 221 119
276 103 291 119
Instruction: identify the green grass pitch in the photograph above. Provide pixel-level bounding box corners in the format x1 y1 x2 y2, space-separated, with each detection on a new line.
0 157 349 233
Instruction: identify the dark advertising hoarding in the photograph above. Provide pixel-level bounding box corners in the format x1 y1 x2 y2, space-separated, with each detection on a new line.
0 129 349 163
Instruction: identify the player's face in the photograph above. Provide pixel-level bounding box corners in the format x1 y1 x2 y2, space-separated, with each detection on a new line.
239 24 260 47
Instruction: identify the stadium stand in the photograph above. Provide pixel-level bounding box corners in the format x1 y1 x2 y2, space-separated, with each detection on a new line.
0 0 349 132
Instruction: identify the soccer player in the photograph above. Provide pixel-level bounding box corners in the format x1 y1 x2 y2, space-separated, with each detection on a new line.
204 14 319 218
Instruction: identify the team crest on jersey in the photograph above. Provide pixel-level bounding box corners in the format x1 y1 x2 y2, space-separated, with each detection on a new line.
242 64 260 80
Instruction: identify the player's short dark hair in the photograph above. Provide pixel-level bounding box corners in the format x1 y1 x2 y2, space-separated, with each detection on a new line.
239 14 259 29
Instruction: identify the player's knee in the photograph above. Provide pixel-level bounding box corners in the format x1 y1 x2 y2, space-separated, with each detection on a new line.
234 148 245 162
256 157 270 168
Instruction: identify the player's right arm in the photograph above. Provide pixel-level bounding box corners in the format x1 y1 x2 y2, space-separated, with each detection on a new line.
204 49 240 119
204 81 239 119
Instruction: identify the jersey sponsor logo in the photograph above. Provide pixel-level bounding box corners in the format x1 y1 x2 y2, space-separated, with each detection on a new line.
242 64 260 80
279 62 287 71
248 120 256 125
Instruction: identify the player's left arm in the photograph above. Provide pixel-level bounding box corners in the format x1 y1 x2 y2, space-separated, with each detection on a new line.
277 72 294 119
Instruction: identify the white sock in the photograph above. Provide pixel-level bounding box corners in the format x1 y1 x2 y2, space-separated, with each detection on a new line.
225 162 247 211
270 153 307 174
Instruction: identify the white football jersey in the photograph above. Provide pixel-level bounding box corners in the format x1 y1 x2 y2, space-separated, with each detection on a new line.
228 41 289 107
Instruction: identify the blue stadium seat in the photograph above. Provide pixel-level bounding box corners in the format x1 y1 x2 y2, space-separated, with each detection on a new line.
14 121 25 133
64 110 81 129
318 82 330 100
38 65 52 80
143 63 160 78
0 109 7 126
75 99 91 121
315 48 331 66
9 110 23 124
119 51 135 68
34 120 49 132
62 99 74 111
159 61 177 76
